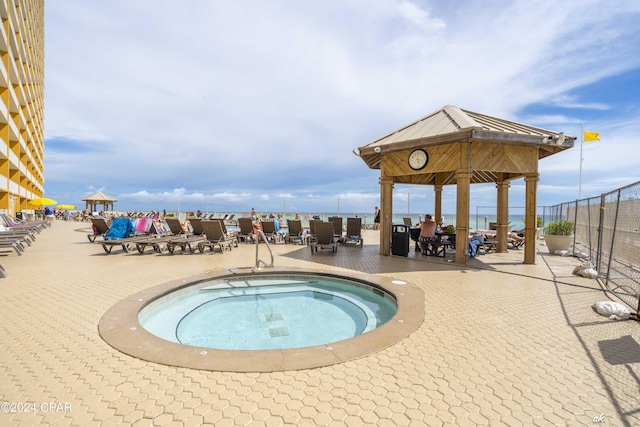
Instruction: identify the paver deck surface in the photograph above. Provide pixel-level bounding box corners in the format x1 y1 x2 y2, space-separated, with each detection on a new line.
1 220 638 426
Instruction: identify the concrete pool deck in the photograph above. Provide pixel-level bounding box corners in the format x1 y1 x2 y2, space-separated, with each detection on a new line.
1 220 639 426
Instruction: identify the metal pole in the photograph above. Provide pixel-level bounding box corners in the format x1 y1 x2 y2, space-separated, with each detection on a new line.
579 123 584 200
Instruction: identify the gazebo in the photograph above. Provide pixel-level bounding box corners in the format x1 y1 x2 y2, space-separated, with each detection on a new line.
81 191 117 212
356 105 575 264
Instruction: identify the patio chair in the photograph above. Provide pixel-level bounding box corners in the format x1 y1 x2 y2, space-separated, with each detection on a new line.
88 217 110 242
285 219 304 244
237 217 255 243
479 232 497 252
343 217 363 247
507 230 525 249
164 233 206 254
0 228 37 246
100 217 159 254
198 220 234 253
189 218 206 235
328 216 343 241
307 219 319 245
210 218 238 247
133 224 172 254
1 213 45 233
0 239 26 256
310 222 338 255
163 218 188 235
260 220 279 243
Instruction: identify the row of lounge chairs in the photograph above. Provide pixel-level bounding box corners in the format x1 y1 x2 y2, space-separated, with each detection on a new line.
90 217 239 255
91 215 366 256
0 213 50 277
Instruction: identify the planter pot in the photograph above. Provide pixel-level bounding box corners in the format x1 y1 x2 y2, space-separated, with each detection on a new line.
543 234 573 253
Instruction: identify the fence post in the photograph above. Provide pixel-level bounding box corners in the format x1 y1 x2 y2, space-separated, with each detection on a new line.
572 200 579 251
604 190 622 287
596 194 606 274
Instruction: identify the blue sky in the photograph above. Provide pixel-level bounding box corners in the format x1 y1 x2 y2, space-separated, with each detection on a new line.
43 1 640 216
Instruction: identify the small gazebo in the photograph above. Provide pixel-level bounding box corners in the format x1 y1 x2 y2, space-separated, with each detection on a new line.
82 191 117 212
356 105 575 264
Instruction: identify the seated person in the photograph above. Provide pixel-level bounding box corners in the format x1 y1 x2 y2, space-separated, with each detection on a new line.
153 216 167 234
270 213 280 233
418 214 437 255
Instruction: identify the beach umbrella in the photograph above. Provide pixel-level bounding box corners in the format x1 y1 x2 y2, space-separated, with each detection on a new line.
28 197 57 207
56 204 76 210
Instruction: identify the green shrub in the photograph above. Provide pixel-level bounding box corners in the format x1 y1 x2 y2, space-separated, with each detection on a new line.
544 220 574 236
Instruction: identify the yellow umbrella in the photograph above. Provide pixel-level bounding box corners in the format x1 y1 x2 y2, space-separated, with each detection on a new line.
56 204 76 210
28 197 57 207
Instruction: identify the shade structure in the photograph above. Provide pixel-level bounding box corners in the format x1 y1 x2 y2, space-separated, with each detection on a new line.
28 197 57 207
356 104 575 265
81 191 117 212
56 204 76 210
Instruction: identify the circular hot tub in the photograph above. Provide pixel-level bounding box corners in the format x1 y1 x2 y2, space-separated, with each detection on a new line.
99 268 424 372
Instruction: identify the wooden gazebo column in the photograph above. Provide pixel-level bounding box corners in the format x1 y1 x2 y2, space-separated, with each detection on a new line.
454 168 470 264
379 176 394 255
434 174 444 223
496 179 510 253
524 173 539 264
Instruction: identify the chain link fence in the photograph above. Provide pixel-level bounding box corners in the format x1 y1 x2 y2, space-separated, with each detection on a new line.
542 181 640 313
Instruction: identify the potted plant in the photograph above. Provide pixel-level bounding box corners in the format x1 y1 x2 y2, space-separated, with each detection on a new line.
543 219 574 254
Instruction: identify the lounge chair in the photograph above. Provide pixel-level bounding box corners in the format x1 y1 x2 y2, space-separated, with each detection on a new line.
328 216 343 240
310 222 338 254
133 227 170 254
507 230 525 249
307 219 319 245
159 218 204 253
237 217 255 243
0 239 26 256
165 218 189 235
343 217 363 247
210 218 238 247
260 220 279 243
285 219 304 244
0 228 37 245
188 218 204 235
100 217 158 254
7 213 50 230
88 217 110 242
479 232 497 252
198 220 234 253
0 230 35 247
1 213 45 233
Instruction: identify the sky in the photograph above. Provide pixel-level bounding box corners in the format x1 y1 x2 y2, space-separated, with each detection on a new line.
43 0 640 216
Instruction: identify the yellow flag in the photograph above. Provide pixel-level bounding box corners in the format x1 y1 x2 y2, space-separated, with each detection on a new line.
584 131 600 142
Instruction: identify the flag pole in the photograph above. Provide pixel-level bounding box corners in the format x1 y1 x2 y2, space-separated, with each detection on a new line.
579 123 584 200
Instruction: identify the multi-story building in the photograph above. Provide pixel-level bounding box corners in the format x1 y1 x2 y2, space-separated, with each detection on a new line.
0 0 45 217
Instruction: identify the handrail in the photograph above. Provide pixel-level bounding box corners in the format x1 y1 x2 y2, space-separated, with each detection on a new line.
254 230 274 269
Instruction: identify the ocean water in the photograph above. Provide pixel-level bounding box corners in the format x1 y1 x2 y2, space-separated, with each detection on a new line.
168 211 529 231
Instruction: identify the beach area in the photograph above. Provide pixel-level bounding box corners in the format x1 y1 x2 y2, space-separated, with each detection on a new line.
1 219 639 426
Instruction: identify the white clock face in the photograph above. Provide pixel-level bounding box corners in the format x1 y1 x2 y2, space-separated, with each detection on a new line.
409 149 428 170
